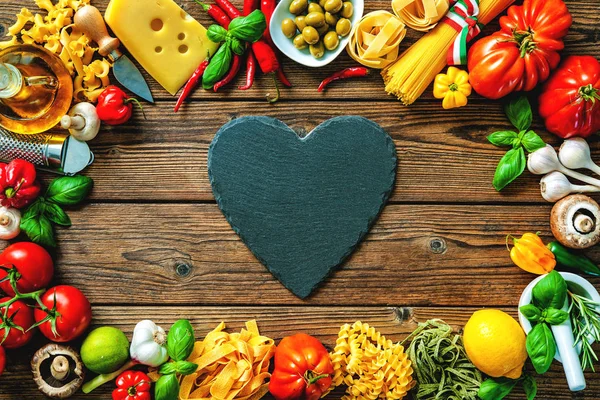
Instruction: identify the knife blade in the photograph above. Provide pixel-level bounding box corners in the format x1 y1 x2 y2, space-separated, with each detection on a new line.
74 5 154 103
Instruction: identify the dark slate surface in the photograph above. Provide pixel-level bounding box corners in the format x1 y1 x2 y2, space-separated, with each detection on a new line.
208 116 397 298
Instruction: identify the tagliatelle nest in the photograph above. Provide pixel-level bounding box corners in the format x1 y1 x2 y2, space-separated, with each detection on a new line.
391 0 450 31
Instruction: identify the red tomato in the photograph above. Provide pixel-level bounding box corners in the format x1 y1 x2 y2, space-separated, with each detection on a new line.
34 286 92 342
539 56 600 138
0 297 34 349
0 242 54 296
467 0 572 99
0 346 5 376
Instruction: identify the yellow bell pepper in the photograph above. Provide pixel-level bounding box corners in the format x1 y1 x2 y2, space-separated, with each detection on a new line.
509 233 556 275
433 67 472 109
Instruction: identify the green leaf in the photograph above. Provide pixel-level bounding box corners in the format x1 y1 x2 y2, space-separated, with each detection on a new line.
522 375 537 400
167 319 195 361
46 175 93 206
228 10 266 43
207 25 228 43
20 215 55 247
520 304 542 322
158 362 177 375
228 36 246 55
478 377 518 400
202 44 233 90
21 198 46 221
542 307 569 325
493 146 526 191
526 323 556 374
505 96 533 131
521 131 546 153
44 203 71 227
488 131 519 147
174 360 198 375
154 373 179 400
532 271 568 310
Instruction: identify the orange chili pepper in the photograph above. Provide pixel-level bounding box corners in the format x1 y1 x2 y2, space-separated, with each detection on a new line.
509 233 556 275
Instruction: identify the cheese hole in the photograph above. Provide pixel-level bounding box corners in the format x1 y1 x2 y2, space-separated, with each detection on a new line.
178 45 189 54
151 18 163 31
155 46 163 53
178 33 186 40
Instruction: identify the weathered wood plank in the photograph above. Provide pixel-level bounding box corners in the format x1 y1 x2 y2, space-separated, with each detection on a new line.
0 306 595 399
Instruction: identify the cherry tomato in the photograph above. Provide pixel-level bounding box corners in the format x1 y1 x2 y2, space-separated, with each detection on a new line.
0 243 54 296
0 297 34 349
0 346 5 376
34 286 92 343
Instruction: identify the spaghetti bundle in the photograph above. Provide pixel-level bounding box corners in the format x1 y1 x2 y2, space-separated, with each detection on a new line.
382 0 515 105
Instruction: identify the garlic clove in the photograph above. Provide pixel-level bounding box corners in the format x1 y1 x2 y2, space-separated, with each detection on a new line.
0 207 20 240
528 144 561 175
559 138 593 170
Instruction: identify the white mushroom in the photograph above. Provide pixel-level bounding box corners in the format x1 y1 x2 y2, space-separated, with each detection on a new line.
60 102 100 142
540 172 600 203
559 138 600 176
32 344 85 398
550 194 600 249
0 207 20 240
528 144 600 187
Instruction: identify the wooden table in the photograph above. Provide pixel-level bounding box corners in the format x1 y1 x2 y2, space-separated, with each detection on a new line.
1 0 599 398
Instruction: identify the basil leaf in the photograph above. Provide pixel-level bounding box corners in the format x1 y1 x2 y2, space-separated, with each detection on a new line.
175 360 198 375
45 203 71 227
522 374 537 400
488 131 519 147
22 198 46 221
522 130 546 153
20 215 55 247
207 25 228 43
155 373 179 400
228 10 266 43
526 323 556 374
532 271 567 310
493 146 526 191
543 307 569 325
520 304 542 322
228 36 246 55
167 319 195 361
202 44 233 90
158 362 177 375
505 96 532 131
46 175 93 206
478 377 518 400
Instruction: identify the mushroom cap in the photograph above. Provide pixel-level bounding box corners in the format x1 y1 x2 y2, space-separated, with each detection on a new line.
64 102 100 142
31 343 85 399
551 194 600 249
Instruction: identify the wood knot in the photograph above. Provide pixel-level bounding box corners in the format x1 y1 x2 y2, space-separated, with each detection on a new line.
391 307 412 323
428 237 447 254
175 262 192 277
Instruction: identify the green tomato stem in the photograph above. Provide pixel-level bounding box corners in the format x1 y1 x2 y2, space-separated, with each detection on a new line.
82 359 137 393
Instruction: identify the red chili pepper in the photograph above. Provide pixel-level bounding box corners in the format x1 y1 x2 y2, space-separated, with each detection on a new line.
276 66 292 88
261 0 275 42
0 160 40 209
239 51 257 90
214 54 242 92
96 86 145 125
317 67 369 92
175 59 210 112
112 370 151 400
243 0 260 15
252 40 279 74
194 1 231 28
215 0 241 18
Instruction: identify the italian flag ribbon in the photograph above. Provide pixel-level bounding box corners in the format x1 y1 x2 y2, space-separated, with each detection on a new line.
442 0 481 65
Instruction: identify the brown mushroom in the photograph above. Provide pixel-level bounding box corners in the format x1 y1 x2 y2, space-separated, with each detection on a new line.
550 194 600 249
31 344 85 398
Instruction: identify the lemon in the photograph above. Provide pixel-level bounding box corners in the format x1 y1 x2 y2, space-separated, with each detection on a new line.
81 326 129 374
463 309 527 379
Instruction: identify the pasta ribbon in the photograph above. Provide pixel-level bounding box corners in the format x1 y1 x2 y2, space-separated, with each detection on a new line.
347 11 407 69
391 0 450 31
330 321 415 400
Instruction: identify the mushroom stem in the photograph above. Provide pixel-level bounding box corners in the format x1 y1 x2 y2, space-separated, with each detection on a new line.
60 115 85 130
51 355 70 381
574 213 595 234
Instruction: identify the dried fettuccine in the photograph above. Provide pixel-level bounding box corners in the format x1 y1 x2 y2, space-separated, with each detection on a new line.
179 320 275 400
391 0 450 31
347 11 407 69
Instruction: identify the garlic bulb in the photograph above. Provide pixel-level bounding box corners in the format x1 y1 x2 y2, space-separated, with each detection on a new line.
540 172 600 203
528 144 600 187
0 207 20 240
130 320 169 367
558 138 600 175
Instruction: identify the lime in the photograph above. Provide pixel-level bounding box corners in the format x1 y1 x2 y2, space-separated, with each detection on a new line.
81 326 129 374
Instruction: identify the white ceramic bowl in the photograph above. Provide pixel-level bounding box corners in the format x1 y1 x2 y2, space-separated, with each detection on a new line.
270 0 364 67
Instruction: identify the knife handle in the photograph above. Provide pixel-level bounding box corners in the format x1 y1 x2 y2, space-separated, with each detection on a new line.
74 5 120 57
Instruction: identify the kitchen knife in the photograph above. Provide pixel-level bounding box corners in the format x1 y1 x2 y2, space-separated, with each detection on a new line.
74 5 154 103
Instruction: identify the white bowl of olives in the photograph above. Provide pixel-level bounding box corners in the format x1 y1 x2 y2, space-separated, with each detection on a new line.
270 0 364 67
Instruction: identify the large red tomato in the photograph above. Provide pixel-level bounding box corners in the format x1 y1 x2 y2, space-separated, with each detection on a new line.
0 297 34 349
34 286 92 343
0 242 54 296
467 0 572 99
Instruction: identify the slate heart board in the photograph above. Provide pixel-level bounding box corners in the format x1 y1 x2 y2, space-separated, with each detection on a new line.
208 116 397 298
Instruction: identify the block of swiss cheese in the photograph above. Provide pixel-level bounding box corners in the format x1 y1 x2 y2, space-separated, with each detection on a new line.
104 0 219 95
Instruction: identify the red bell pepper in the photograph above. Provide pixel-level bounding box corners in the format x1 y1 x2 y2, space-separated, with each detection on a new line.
97 86 144 125
112 370 151 400
0 159 40 209
539 55 600 139
269 333 333 400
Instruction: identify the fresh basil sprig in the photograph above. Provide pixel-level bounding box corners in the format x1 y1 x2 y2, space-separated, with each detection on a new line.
488 96 546 191
202 43 233 89
479 375 537 400
167 319 195 361
228 9 266 43
155 373 179 400
527 323 557 374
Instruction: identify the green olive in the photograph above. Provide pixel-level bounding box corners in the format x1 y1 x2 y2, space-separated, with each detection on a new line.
288 0 308 15
325 11 338 26
281 18 297 38
316 23 329 36
305 12 326 27
323 31 339 50
340 2 353 18
319 0 328 7
302 26 320 45
336 18 351 36
324 0 342 13
310 41 325 58
308 2 324 13
294 15 307 31
293 34 308 49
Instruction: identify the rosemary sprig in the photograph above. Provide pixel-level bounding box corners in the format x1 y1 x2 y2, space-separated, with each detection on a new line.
568 291 600 371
